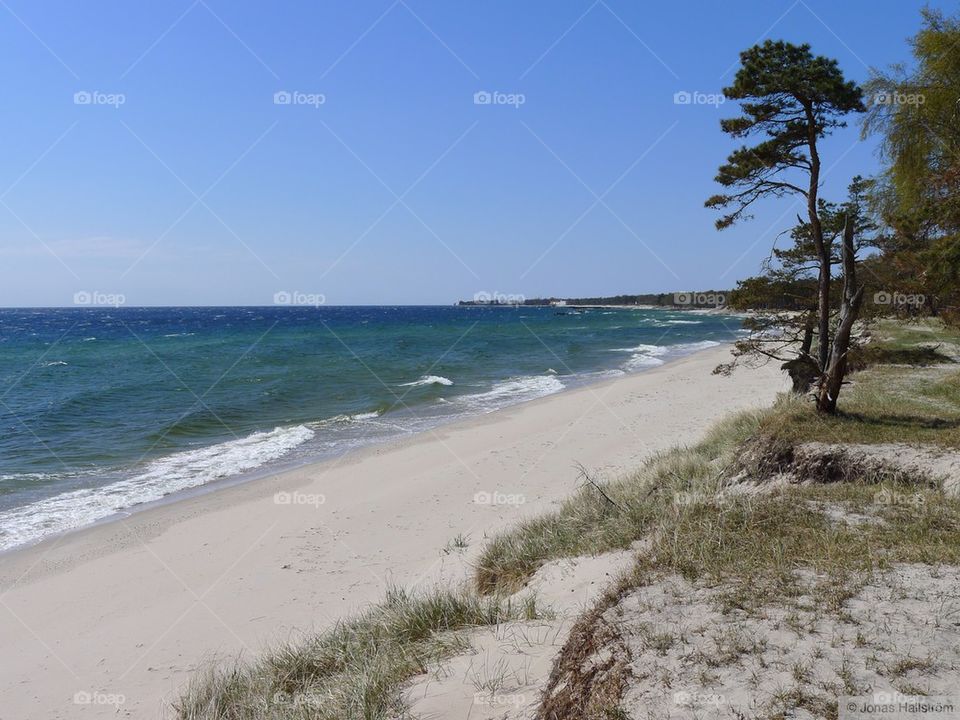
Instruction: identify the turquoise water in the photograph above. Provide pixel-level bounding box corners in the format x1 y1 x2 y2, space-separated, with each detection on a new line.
0 306 741 550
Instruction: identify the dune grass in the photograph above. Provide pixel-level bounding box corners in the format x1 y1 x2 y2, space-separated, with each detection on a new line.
476 385 960 598
474 409 767 594
175 586 541 720
759 364 960 448
868 317 960 352
478 320 960 718
850 343 954 368
849 317 960 367
633 483 960 614
741 318 960 451
476 324 960 596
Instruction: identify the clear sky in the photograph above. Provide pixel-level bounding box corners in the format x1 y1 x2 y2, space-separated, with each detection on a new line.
0 0 942 306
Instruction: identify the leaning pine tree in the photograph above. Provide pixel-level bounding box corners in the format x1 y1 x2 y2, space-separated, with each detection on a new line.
706 40 866 413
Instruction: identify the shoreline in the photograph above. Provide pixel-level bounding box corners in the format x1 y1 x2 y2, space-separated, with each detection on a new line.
0 338 727 558
0 344 788 719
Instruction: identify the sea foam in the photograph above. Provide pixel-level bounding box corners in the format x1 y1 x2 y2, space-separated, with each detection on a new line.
457 374 565 412
400 375 454 387
0 424 314 551
610 340 721 372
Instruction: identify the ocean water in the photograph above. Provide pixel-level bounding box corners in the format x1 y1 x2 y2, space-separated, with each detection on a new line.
0 306 741 551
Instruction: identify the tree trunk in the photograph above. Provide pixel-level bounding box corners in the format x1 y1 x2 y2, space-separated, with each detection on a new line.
817 215 864 414
782 313 818 393
803 104 831 373
800 314 814 357
816 256 831 370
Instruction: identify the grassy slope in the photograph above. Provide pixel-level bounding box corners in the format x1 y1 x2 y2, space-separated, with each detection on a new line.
176 587 540 720
769 318 960 447
476 319 960 596
492 318 960 719
474 409 766 594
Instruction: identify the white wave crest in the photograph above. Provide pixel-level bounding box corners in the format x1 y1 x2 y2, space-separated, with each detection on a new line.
351 411 381 420
0 424 315 551
313 410 384 427
614 340 722 372
608 343 666 354
623 354 666 370
457 375 565 412
399 375 454 387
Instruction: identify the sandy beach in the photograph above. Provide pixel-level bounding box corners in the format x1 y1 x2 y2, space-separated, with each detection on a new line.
0 345 786 719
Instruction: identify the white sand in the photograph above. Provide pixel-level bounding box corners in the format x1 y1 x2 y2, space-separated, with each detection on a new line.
613 564 960 719
0 345 786 719
403 550 639 720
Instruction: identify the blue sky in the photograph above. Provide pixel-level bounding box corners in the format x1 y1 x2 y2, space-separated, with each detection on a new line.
0 0 942 306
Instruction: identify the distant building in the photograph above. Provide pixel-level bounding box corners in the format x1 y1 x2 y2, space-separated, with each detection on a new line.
550 300 567 307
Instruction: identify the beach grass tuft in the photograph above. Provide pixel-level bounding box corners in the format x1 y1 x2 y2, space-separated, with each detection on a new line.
175 586 541 720
633 484 960 612
474 409 766 594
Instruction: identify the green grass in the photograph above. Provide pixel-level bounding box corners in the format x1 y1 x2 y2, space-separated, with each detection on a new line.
850 344 953 368
743 317 960 449
474 409 766 594
175 586 541 720
631 484 960 613
868 317 960 352
469 320 960 718
757 365 960 448
476 322 960 595
848 318 959 368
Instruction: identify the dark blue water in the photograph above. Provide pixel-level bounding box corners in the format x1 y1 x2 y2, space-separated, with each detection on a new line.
0 306 741 550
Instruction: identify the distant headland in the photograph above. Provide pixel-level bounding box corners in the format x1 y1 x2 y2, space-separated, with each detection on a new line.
456 291 731 309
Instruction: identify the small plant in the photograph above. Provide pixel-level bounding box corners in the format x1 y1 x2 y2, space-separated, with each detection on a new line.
443 533 470 554
886 655 936 678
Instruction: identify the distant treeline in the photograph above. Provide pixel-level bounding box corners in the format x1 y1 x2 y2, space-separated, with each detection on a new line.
458 291 733 308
